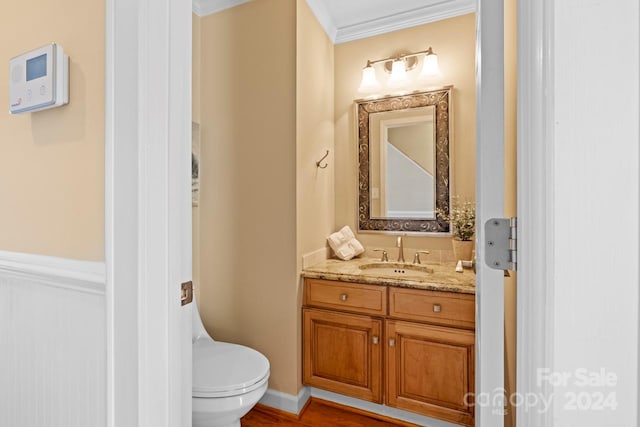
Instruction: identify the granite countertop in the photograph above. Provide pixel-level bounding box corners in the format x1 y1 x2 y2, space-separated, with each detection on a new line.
302 257 476 295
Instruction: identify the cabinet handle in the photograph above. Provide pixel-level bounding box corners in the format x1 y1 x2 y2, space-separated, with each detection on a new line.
340 293 348 301
389 338 395 347
433 303 442 313
372 336 379 345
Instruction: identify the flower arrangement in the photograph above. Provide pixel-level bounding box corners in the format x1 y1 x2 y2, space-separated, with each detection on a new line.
437 198 476 241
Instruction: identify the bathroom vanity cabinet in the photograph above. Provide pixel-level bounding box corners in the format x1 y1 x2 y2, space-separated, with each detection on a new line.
302 277 475 427
303 279 387 403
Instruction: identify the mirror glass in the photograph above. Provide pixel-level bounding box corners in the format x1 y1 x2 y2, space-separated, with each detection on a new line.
369 106 436 219
357 88 451 233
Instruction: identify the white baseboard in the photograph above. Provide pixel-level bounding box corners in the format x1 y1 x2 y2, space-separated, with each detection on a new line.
260 386 462 426
259 387 311 415
309 387 459 427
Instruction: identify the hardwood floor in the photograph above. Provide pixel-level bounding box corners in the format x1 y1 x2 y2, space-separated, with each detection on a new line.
241 398 419 427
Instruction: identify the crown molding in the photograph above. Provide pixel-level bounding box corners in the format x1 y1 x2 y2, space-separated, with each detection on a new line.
194 0 476 41
305 0 338 43
192 0 250 17
330 0 476 44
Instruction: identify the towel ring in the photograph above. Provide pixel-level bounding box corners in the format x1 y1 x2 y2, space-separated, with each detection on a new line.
316 150 329 169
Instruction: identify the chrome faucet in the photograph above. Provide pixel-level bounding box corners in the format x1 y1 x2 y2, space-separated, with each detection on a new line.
396 235 405 263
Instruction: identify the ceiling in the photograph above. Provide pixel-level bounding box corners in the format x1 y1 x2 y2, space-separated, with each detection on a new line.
306 0 476 43
192 0 476 44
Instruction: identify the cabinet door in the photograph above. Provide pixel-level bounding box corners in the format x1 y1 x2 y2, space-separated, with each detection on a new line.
386 320 475 426
303 308 382 403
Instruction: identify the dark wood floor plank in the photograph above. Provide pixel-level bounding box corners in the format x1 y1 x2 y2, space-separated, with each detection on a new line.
241 398 419 427
242 403 302 427
301 400 399 426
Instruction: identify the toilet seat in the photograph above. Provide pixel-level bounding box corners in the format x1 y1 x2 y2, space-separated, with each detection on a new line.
193 338 270 398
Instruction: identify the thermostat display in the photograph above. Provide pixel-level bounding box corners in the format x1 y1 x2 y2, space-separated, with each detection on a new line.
9 43 69 114
27 54 47 81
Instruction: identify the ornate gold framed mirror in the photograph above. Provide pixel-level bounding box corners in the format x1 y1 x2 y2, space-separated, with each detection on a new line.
356 87 452 233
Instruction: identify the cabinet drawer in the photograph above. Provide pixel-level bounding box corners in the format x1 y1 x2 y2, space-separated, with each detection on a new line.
304 278 387 316
389 287 475 329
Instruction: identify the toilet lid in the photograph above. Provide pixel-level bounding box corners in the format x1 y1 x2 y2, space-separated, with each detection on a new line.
192 338 270 398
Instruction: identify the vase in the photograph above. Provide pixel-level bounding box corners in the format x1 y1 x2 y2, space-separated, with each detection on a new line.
452 239 474 261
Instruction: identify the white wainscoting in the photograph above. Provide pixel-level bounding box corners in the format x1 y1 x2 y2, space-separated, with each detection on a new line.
0 251 106 427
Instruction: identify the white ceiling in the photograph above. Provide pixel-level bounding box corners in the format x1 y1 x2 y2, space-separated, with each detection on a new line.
193 0 476 44
192 0 249 16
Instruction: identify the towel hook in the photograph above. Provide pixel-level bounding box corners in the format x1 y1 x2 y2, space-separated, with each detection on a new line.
316 150 330 169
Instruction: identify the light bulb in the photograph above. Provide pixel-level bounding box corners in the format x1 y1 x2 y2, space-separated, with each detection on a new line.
357 65 381 94
387 59 409 88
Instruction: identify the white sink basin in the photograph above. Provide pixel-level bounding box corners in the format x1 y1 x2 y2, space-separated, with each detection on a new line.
359 262 434 276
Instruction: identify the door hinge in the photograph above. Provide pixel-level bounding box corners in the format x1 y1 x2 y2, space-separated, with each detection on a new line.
484 217 517 271
181 281 193 306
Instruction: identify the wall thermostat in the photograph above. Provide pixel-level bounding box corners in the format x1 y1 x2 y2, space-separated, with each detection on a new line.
9 43 69 114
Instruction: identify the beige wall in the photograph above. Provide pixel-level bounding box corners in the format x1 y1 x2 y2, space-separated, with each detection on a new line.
196 0 335 395
0 0 105 260
296 0 336 390
387 123 435 174
504 0 517 425
296 0 335 268
334 14 476 251
196 0 299 395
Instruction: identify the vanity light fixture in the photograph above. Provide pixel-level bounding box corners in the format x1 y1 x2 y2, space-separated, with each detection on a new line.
357 63 382 93
387 59 409 88
419 47 441 80
357 47 441 95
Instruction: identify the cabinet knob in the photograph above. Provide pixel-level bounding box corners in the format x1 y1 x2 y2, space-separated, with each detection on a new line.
340 293 348 301
433 303 442 313
389 338 395 347
372 336 379 345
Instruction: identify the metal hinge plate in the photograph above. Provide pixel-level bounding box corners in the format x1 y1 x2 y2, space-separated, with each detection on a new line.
484 218 517 271
181 281 193 306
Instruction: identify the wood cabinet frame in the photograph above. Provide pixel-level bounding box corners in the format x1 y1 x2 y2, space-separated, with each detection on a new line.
303 308 383 403
386 320 475 426
302 278 476 426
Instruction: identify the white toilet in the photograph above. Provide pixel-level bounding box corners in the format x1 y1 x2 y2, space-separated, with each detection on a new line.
192 299 270 427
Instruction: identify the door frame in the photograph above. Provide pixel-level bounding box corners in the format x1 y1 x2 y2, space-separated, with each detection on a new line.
105 0 192 426
516 0 555 426
475 1 506 425
476 0 555 425
103 0 556 425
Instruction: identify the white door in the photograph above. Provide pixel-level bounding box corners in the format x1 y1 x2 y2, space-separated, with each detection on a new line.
515 2 640 427
106 0 192 426
475 1 507 426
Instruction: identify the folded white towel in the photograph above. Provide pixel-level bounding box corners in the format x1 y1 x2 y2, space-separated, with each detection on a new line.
340 225 355 240
327 232 344 255
348 238 365 255
327 232 345 249
327 225 365 261
335 245 355 260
